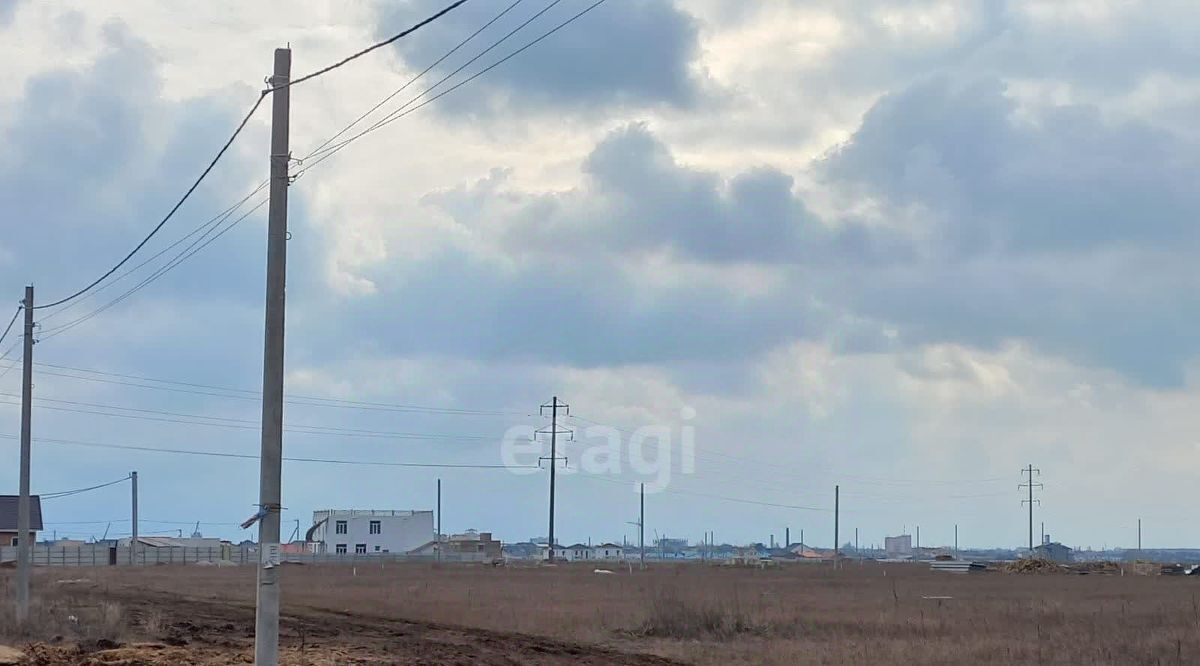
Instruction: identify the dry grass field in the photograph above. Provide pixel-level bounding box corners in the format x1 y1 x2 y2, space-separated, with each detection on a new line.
3 560 1200 664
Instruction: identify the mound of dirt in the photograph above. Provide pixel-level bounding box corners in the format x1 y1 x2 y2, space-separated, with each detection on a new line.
1004 558 1068 574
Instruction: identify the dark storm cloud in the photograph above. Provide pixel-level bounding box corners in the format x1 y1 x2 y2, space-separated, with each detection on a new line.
375 0 703 115
425 123 906 267
824 76 1200 256
316 246 832 367
819 75 1200 386
0 20 278 398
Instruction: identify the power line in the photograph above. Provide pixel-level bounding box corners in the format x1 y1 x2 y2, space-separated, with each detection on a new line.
37 181 269 328
0 306 19 348
30 361 524 416
35 94 269 310
575 472 831 512
567 413 1010 487
41 475 131 500
32 0 468 312
0 433 526 469
0 394 499 442
0 339 21 382
298 0 610 175
304 0 524 159
38 195 270 340
288 0 472 88
303 0 567 164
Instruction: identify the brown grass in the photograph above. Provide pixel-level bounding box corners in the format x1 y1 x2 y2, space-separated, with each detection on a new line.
5 561 1200 664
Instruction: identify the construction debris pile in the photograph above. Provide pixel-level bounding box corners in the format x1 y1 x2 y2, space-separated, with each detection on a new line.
1002 559 1200 576
1003 559 1069 574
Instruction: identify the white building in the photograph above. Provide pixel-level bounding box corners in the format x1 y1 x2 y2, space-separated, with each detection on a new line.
308 509 434 555
594 543 624 560
885 534 913 559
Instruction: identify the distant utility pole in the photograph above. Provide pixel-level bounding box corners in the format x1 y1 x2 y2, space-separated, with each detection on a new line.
834 485 840 566
16 285 34 623
1019 464 1042 554
254 46 291 666
954 524 959 558
536 397 570 562
130 471 138 565
640 484 645 569
855 527 859 559
785 527 790 548
1137 518 1142 556
436 478 442 563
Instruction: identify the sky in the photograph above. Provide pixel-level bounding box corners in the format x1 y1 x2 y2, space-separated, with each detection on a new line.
1 0 1199 551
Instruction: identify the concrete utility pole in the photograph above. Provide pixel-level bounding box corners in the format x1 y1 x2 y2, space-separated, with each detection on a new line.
785 527 790 548
954 524 958 558
1019 464 1042 555
834 485 839 566
1137 518 1141 556
436 478 442 563
255 46 291 666
130 471 138 565
639 483 645 569
537 397 570 562
16 285 33 623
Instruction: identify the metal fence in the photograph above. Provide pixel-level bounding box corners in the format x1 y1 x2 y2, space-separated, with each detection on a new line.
0 545 492 567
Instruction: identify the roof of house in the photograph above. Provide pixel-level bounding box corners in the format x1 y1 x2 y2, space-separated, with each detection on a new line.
567 543 590 550
597 543 622 549
0 495 43 532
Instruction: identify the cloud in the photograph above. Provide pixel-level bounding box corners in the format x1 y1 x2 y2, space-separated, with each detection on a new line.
422 123 909 268
824 75 1200 255
374 0 705 116
816 74 1200 386
0 0 18 27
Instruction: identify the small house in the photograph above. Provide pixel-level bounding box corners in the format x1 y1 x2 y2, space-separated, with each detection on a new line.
0 495 42 547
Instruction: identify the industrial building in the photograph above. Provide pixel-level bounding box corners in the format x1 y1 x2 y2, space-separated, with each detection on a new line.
885 534 913 559
1034 535 1074 563
0 495 42 547
307 509 434 555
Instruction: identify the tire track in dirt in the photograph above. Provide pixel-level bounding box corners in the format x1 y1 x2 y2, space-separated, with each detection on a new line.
92 582 685 665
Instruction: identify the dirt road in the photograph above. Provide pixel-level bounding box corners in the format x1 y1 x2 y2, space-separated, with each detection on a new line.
10 573 683 665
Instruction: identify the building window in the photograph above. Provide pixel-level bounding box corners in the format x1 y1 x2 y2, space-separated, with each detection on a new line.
374 545 381 552
369 520 381 535
9 537 16 547
335 520 347 535
335 544 347 554
355 544 367 554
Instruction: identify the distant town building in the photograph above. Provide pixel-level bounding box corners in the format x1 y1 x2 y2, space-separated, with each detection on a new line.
502 541 543 560
885 534 913 559
1034 535 1074 563
445 530 502 560
119 536 223 549
307 509 434 555
0 495 42 547
594 543 624 560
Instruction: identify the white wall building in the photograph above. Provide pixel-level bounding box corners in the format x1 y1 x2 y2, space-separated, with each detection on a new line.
308 509 434 555
885 534 913 559
594 543 624 560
